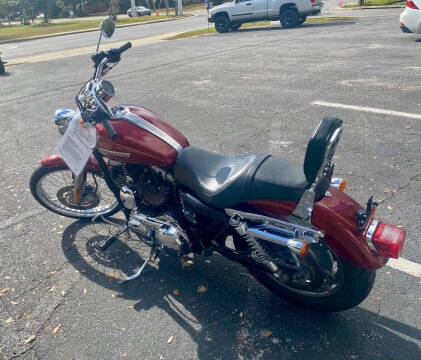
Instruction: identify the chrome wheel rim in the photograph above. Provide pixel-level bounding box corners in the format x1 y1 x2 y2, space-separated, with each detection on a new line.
268 244 345 298
36 169 118 217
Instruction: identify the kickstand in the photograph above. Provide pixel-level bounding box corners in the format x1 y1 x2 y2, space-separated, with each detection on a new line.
118 247 157 284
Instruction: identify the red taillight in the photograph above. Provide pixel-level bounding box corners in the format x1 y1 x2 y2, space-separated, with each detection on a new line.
371 222 406 259
407 0 419 9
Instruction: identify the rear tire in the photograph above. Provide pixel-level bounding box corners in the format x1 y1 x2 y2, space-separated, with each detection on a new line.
233 235 376 312
250 256 375 312
280 9 299 28
215 15 231 33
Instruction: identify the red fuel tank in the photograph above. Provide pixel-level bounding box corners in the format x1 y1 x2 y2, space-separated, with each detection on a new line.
95 105 189 167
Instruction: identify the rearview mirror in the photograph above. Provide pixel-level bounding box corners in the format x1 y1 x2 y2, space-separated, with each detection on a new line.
100 18 115 39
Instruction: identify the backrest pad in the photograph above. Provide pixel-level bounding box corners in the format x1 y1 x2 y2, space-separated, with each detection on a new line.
303 117 343 184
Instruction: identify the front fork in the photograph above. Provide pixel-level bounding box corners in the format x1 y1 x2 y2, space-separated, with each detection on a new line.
72 173 85 204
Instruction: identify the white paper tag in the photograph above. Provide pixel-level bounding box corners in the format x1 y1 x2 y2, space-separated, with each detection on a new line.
56 113 97 176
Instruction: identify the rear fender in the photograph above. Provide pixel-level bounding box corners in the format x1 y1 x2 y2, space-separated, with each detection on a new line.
40 154 102 173
248 188 387 270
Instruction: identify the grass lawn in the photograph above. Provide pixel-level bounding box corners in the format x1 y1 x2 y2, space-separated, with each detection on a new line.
341 0 404 8
164 17 355 40
0 15 181 41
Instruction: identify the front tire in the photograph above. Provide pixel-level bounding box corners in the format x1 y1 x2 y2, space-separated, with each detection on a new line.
215 15 231 33
298 15 307 25
30 166 120 219
280 9 299 28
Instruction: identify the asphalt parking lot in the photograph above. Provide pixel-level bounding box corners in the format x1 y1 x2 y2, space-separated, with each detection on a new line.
0 8 420 360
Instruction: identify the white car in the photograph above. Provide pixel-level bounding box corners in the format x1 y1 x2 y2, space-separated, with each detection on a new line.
127 6 152 17
400 0 421 33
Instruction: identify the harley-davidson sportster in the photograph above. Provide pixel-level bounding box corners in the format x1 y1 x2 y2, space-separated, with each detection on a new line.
30 19 406 312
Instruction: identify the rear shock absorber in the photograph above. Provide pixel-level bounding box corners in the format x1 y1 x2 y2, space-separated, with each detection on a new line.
230 214 279 273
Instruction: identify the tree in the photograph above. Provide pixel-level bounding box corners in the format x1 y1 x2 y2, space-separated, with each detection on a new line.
108 0 119 20
0 0 19 25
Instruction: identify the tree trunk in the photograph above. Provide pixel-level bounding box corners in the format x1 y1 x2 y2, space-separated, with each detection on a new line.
44 1 48 24
359 0 365 5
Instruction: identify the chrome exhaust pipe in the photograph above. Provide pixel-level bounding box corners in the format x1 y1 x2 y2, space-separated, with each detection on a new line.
247 225 313 257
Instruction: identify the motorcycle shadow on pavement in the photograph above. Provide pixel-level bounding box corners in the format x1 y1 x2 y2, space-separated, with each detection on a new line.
61 219 421 359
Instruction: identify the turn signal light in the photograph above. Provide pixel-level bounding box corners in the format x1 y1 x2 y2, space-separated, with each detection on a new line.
407 0 419 9
372 222 405 259
331 178 346 191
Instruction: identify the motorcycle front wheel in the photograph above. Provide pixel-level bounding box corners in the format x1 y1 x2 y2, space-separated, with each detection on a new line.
30 166 121 219
234 236 376 312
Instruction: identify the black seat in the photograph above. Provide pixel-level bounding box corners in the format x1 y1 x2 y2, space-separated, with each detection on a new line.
174 147 329 209
173 117 342 209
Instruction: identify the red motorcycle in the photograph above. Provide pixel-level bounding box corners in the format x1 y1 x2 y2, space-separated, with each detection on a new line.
30 19 406 312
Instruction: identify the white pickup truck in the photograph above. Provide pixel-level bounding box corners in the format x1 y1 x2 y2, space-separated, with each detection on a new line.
208 0 323 32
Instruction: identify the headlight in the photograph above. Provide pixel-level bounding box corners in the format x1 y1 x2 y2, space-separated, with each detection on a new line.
54 108 77 135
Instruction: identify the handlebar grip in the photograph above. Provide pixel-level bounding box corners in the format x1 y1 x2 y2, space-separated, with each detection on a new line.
117 42 132 55
102 118 118 140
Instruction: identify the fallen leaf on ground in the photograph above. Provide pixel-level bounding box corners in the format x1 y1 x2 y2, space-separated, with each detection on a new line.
197 285 207 293
5 317 14 323
405 125 412 129
107 273 119 279
113 324 120 330
49 285 57 292
271 337 280 344
83 288 87 295
52 324 62 334
181 260 194 268
128 305 135 310
264 331 272 338
0 288 10 295
173 289 180 296
376 298 383 301
264 128 270 133
24 335 36 345
11 301 17 305
121 353 128 358
239 312 244 318
387 206 394 211
348 171 353 174
384 188 392 194
3 276 10 280
167 335 174 344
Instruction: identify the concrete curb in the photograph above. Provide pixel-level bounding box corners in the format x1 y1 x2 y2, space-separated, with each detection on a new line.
0 16 186 45
335 5 405 10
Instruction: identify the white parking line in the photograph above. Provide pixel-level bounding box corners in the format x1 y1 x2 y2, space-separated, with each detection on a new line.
386 258 421 278
312 101 421 120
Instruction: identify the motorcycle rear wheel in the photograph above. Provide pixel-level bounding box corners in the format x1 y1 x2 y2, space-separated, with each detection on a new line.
234 237 375 312
30 166 121 219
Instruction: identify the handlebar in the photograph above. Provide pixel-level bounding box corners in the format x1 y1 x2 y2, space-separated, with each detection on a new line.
91 42 132 66
117 41 132 55
102 117 118 140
